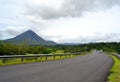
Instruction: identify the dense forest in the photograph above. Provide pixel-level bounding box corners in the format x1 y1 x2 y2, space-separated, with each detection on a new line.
0 41 120 55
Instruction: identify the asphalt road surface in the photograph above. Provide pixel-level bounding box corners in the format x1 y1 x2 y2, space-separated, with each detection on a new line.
0 51 113 82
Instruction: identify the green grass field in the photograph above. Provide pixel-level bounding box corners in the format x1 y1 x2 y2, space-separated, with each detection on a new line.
107 55 120 82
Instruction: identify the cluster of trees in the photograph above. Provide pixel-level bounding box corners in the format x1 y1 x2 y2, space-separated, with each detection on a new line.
85 42 120 53
53 42 120 53
0 42 56 55
53 45 91 53
1 41 120 55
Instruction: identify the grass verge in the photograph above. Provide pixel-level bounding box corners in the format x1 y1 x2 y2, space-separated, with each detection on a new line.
0 52 89 66
107 55 120 82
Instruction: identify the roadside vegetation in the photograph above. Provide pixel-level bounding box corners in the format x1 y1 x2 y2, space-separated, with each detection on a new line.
0 55 72 66
107 55 120 82
0 42 120 62
0 41 91 66
0 52 89 66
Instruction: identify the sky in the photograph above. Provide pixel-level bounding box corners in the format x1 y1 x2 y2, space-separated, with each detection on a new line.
0 0 120 43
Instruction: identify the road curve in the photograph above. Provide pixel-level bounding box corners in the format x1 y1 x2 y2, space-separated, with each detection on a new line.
0 51 113 82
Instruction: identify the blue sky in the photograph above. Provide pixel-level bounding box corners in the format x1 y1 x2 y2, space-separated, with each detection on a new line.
0 0 120 43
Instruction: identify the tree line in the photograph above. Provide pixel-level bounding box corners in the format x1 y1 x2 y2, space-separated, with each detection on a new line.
0 42 56 55
0 41 120 55
50 42 120 53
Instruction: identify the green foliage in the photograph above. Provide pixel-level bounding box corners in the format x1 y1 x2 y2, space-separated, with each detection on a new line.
53 45 91 53
0 43 27 55
0 41 56 55
55 42 120 53
85 42 120 53
1 41 120 55
108 56 120 82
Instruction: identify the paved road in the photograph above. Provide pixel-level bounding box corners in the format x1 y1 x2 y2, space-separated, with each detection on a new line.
0 51 113 82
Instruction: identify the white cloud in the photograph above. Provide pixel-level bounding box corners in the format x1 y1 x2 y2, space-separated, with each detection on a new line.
37 5 120 43
0 0 120 43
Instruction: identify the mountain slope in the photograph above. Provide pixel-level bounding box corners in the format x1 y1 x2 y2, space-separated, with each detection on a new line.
3 30 57 46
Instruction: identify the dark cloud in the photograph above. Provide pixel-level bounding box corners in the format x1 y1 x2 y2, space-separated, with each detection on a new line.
26 0 120 20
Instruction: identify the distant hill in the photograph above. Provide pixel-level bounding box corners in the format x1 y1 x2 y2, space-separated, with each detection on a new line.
59 43 81 46
3 30 57 46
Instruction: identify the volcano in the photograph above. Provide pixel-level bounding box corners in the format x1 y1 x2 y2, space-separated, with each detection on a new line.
3 30 57 46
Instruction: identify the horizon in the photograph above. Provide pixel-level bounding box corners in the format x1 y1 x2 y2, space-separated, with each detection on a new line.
2 29 120 44
0 0 120 43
